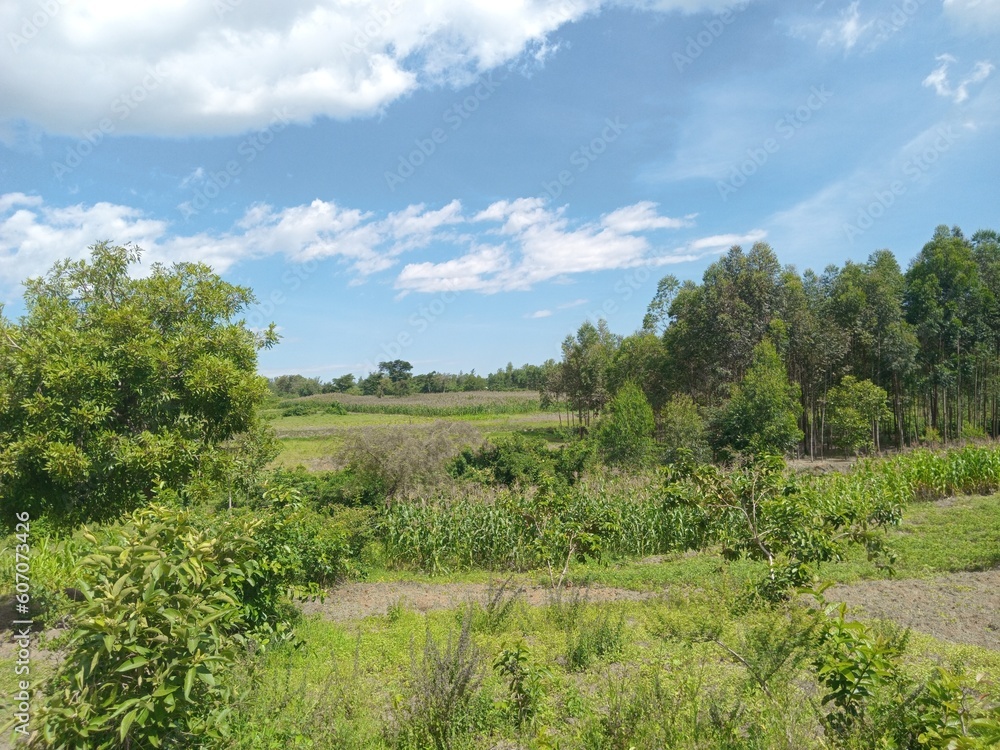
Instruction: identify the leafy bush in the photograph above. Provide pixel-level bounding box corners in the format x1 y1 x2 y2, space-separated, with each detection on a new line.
594 382 655 468
451 433 592 489
279 401 347 417
246 499 373 595
268 466 385 508
658 393 711 464
813 603 1000 748
32 505 289 749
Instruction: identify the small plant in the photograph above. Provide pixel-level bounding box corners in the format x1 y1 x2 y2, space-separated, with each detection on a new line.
493 641 550 729
386 596 410 623
565 607 627 672
473 575 524 633
388 613 485 749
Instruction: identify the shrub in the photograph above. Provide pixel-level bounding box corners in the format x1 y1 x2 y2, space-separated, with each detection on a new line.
32 505 289 749
341 421 482 502
658 393 711 464
594 382 655 468
247 501 373 594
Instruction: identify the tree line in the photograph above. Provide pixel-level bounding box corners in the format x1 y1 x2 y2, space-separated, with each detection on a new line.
547 224 1000 457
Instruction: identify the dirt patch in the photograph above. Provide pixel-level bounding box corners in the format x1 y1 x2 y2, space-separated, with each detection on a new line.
827 570 1000 650
299 582 655 622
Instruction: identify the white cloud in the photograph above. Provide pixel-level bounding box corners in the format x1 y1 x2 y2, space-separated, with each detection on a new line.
526 309 553 318
398 199 738 293
0 194 721 296
923 55 995 104
0 0 745 137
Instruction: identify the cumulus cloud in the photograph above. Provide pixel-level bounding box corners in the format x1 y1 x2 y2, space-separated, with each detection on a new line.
0 193 746 296
923 54 994 103
0 0 748 137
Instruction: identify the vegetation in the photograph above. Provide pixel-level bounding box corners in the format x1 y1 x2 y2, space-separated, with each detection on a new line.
4 235 1000 748
0 243 277 527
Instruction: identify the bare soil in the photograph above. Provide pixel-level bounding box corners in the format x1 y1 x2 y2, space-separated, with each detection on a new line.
298 581 654 622
827 570 1000 650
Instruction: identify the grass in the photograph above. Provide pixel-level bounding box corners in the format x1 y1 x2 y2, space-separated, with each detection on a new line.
816 491 1000 583
269 411 567 469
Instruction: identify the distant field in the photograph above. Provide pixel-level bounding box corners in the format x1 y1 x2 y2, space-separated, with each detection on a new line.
265 389 545 418
267 391 569 469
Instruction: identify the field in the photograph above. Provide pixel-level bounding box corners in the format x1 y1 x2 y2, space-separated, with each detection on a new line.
2 394 1000 748
267 391 566 470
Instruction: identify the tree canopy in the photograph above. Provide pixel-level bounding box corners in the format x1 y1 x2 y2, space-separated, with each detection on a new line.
0 243 278 526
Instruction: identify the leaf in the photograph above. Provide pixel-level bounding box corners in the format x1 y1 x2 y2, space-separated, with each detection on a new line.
116 656 149 672
184 666 196 701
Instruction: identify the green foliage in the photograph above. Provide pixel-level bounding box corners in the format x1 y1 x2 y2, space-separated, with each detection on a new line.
659 393 711 464
564 608 627 671
813 604 1000 748
493 641 550 729
595 381 656 468
33 505 289 749
278 400 347 418
827 376 891 455
268 465 386 508
246 495 373 595
713 338 803 457
0 243 277 527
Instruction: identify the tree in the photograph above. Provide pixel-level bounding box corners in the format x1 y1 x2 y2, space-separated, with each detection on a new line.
659 393 710 464
559 320 619 431
713 339 803 457
0 243 278 526
594 382 655 467
826 376 891 455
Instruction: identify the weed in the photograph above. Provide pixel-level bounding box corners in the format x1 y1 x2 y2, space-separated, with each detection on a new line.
387 613 485 749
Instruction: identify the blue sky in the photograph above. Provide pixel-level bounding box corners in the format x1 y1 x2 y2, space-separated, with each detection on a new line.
1 0 997 379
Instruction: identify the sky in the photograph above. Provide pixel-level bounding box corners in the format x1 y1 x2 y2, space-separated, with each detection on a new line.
1 0 998 379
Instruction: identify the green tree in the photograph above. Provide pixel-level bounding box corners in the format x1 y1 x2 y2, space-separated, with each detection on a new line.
378 359 413 394
595 382 655 467
713 339 803 457
659 393 710 463
0 243 278 526
826 376 891 455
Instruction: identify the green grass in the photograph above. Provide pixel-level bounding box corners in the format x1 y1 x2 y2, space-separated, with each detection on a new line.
817 492 1000 583
270 412 567 469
